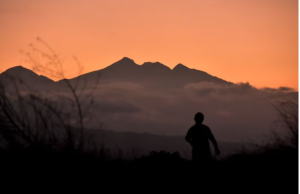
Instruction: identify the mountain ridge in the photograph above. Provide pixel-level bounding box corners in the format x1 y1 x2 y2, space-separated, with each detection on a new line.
58 57 233 88
1 57 233 90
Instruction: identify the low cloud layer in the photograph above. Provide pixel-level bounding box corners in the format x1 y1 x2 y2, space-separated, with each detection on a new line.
4 80 297 144
66 81 297 143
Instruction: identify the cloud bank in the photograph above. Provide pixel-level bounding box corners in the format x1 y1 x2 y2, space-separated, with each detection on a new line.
66 81 297 143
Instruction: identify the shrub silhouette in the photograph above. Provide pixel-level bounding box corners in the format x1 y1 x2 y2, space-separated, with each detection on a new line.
0 38 104 159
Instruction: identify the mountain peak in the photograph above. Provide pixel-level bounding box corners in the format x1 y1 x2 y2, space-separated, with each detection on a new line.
0 65 55 86
113 56 136 64
105 57 138 70
141 61 171 71
119 57 135 63
142 61 164 65
6 65 28 71
2 66 37 75
172 63 190 71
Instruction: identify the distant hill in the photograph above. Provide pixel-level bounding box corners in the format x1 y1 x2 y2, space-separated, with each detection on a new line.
0 66 57 92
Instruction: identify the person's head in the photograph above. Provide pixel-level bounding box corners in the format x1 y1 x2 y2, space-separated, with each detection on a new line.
194 112 204 124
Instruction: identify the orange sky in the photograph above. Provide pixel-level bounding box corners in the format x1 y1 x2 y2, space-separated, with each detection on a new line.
0 0 298 90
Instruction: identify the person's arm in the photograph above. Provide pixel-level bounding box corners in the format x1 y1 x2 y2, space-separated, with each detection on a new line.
207 127 220 155
185 128 193 146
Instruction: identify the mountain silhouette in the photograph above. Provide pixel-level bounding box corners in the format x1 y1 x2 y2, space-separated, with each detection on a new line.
0 57 233 91
58 57 233 89
0 66 56 91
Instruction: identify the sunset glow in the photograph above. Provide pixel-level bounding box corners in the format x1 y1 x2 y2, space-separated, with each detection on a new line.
0 0 298 90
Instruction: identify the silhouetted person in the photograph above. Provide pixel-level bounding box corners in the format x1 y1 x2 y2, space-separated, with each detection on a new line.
185 112 220 162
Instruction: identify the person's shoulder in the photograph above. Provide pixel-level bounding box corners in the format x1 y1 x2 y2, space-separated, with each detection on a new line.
189 124 197 130
190 124 196 129
202 124 210 130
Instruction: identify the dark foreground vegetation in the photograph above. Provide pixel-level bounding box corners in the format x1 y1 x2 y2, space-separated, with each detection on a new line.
0 144 297 193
